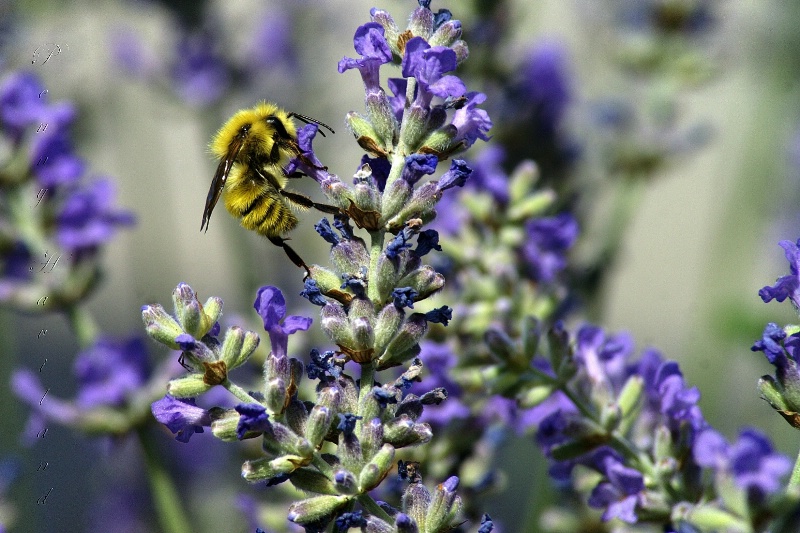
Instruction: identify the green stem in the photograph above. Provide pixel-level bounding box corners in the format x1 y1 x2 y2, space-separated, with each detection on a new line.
223 380 262 405
65 304 100 349
789 448 800 488
357 493 392 523
367 230 385 302
137 426 192 533
358 361 376 409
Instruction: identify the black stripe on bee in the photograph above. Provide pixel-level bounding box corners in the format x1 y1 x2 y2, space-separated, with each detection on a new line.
239 194 261 218
253 197 279 229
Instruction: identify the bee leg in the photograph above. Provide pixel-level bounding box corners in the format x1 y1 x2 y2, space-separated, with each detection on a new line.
178 353 193 372
268 235 311 278
280 189 341 215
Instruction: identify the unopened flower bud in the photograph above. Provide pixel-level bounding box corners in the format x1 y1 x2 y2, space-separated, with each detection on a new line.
408 6 435 39
322 302 356 349
333 469 359 494
402 482 431 530
331 240 370 276
427 477 462 533
166 374 213 398
359 443 395 492
210 408 243 441
366 90 399 147
385 183 441 233
382 178 413 222
400 103 429 152
289 468 337 495
374 304 405 357
305 405 333 448
378 314 427 368
429 20 461 47
287 495 351 526
360 417 384 459
384 414 432 447
141 304 184 349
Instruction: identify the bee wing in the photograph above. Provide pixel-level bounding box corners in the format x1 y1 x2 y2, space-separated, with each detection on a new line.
201 133 246 232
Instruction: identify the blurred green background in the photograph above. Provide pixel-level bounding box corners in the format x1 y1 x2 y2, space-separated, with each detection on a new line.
3 0 800 531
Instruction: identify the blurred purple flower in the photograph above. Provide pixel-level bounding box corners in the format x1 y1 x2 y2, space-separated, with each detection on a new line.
171 31 230 107
521 213 578 283
1 241 32 281
56 178 136 253
408 342 470 426
694 428 790 502
0 71 47 139
11 368 80 443
248 9 297 72
467 146 509 203
587 448 645 523
29 126 86 188
74 336 150 409
254 285 312 359
109 26 159 78
521 40 572 137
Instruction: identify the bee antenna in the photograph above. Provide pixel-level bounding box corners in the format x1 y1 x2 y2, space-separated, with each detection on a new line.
289 112 335 137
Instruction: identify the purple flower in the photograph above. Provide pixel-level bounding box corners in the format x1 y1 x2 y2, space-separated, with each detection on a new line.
387 77 408 123
338 22 392 93
337 413 362 436
436 159 472 192
151 395 212 443
413 229 442 257
401 37 466 110
751 322 790 366
401 153 439 184
171 31 230 107
0 71 48 139
573 325 634 390
522 213 578 283
284 124 326 181
300 278 327 306
235 403 271 440
253 286 312 359
450 91 492 149
360 154 391 191
586 448 645 523
74 336 150 409
391 287 418 309
694 428 790 501
56 178 136 253
759 239 800 308
649 360 705 434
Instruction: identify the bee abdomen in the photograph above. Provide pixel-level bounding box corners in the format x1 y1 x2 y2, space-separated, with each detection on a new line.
240 193 298 238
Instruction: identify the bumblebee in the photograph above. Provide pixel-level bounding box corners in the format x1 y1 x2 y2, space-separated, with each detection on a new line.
201 102 339 274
